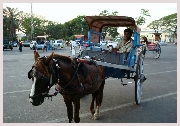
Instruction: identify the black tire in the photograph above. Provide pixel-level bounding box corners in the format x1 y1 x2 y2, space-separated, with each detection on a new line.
135 55 144 105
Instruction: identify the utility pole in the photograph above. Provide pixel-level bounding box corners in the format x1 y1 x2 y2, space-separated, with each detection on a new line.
30 3 34 41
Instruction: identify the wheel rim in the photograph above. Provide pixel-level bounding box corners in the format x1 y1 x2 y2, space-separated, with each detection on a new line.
136 79 143 104
135 56 143 104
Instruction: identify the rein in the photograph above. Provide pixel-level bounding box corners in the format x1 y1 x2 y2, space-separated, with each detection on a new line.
29 52 120 98
52 58 81 89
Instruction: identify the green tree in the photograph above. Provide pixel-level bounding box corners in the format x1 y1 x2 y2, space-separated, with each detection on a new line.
3 7 21 41
21 17 46 40
147 19 163 33
160 13 177 38
147 13 177 40
99 10 119 40
128 9 151 32
135 9 151 26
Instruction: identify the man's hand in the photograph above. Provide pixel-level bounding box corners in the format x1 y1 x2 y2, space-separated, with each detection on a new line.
112 48 118 53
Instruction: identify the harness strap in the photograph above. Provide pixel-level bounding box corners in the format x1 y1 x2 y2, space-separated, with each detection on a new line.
55 83 93 95
63 63 81 89
52 58 61 83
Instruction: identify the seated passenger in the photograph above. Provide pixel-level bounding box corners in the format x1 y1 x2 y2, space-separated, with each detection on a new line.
115 28 134 54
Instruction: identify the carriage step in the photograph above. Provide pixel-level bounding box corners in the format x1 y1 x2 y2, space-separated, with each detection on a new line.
121 82 133 86
121 83 127 86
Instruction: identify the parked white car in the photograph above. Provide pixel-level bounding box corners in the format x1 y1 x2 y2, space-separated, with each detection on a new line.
52 40 64 50
159 41 167 46
107 37 134 51
30 41 44 50
100 41 107 46
30 41 37 49
107 41 118 50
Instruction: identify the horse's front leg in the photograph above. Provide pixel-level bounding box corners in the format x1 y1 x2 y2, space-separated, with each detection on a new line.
73 98 80 123
63 97 73 123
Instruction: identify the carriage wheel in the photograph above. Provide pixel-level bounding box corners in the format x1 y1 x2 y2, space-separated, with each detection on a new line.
135 55 144 105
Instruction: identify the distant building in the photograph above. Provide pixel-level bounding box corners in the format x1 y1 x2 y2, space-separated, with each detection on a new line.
140 30 169 42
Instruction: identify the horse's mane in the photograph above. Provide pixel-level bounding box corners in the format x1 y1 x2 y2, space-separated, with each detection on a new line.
33 53 74 77
34 58 50 77
53 54 74 64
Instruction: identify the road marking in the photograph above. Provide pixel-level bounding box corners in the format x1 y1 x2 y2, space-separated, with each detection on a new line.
6 75 27 78
166 67 175 69
22 64 29 65
21 75 27 76
44 92 177 123
144 70 177 75
9 76 16 78
3 90 30 95
144 61 177 66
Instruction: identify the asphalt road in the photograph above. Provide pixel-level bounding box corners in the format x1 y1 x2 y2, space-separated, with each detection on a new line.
3 44 177 123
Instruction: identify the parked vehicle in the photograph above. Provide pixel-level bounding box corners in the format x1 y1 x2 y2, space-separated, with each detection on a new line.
107 41 118 50
23 41 30 47
107 37 134 50
159 41 167 46
36 41 44 50
3 39 13 50
30 41 37 50
100 41 107 46
12 41 17 47
52 40 64 50
82 41 89 47
30 41 44 50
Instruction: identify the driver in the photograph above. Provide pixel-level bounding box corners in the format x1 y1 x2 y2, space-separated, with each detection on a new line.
115 28 134 53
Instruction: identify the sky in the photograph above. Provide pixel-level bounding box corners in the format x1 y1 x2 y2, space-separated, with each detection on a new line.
3 3 177 33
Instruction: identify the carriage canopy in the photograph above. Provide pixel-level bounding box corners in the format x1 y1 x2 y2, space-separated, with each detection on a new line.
84 16 141 33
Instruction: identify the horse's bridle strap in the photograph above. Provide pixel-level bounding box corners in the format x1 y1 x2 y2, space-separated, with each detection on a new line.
55 83 92 95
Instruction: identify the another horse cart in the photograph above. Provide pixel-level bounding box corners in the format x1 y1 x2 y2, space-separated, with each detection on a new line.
141 41 161 59
147 42 161 58
80 16 146 105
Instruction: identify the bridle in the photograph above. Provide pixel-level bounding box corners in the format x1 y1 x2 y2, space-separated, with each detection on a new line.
28 56 81 100
28 56 58 100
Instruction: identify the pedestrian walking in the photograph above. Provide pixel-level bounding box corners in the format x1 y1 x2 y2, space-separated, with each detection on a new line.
43 41 47 52
19 41 23 52
71 40 77 57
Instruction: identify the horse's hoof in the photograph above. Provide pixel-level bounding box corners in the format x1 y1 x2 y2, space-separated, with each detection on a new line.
94 113 99 120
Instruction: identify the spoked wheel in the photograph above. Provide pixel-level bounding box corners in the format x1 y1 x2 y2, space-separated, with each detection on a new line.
154 45 161 59
135 55 145 105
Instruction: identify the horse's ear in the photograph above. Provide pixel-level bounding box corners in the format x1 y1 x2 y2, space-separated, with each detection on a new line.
34 50 40 62
45 52 54 65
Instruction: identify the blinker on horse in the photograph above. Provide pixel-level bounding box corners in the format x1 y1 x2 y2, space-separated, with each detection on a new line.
28 51 106 123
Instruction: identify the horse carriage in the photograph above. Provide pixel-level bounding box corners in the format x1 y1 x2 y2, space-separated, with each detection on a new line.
141 40 161 59
27 16 146 123
80 16 146 103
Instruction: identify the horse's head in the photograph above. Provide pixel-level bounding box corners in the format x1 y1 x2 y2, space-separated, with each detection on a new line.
28 51 54 106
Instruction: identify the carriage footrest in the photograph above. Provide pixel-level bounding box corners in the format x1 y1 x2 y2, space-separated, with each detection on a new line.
122 84 127 86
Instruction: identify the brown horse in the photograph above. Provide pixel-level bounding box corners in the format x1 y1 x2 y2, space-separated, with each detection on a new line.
28 51 106 123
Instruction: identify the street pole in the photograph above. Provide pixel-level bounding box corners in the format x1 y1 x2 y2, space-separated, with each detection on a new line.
31 3 33 41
